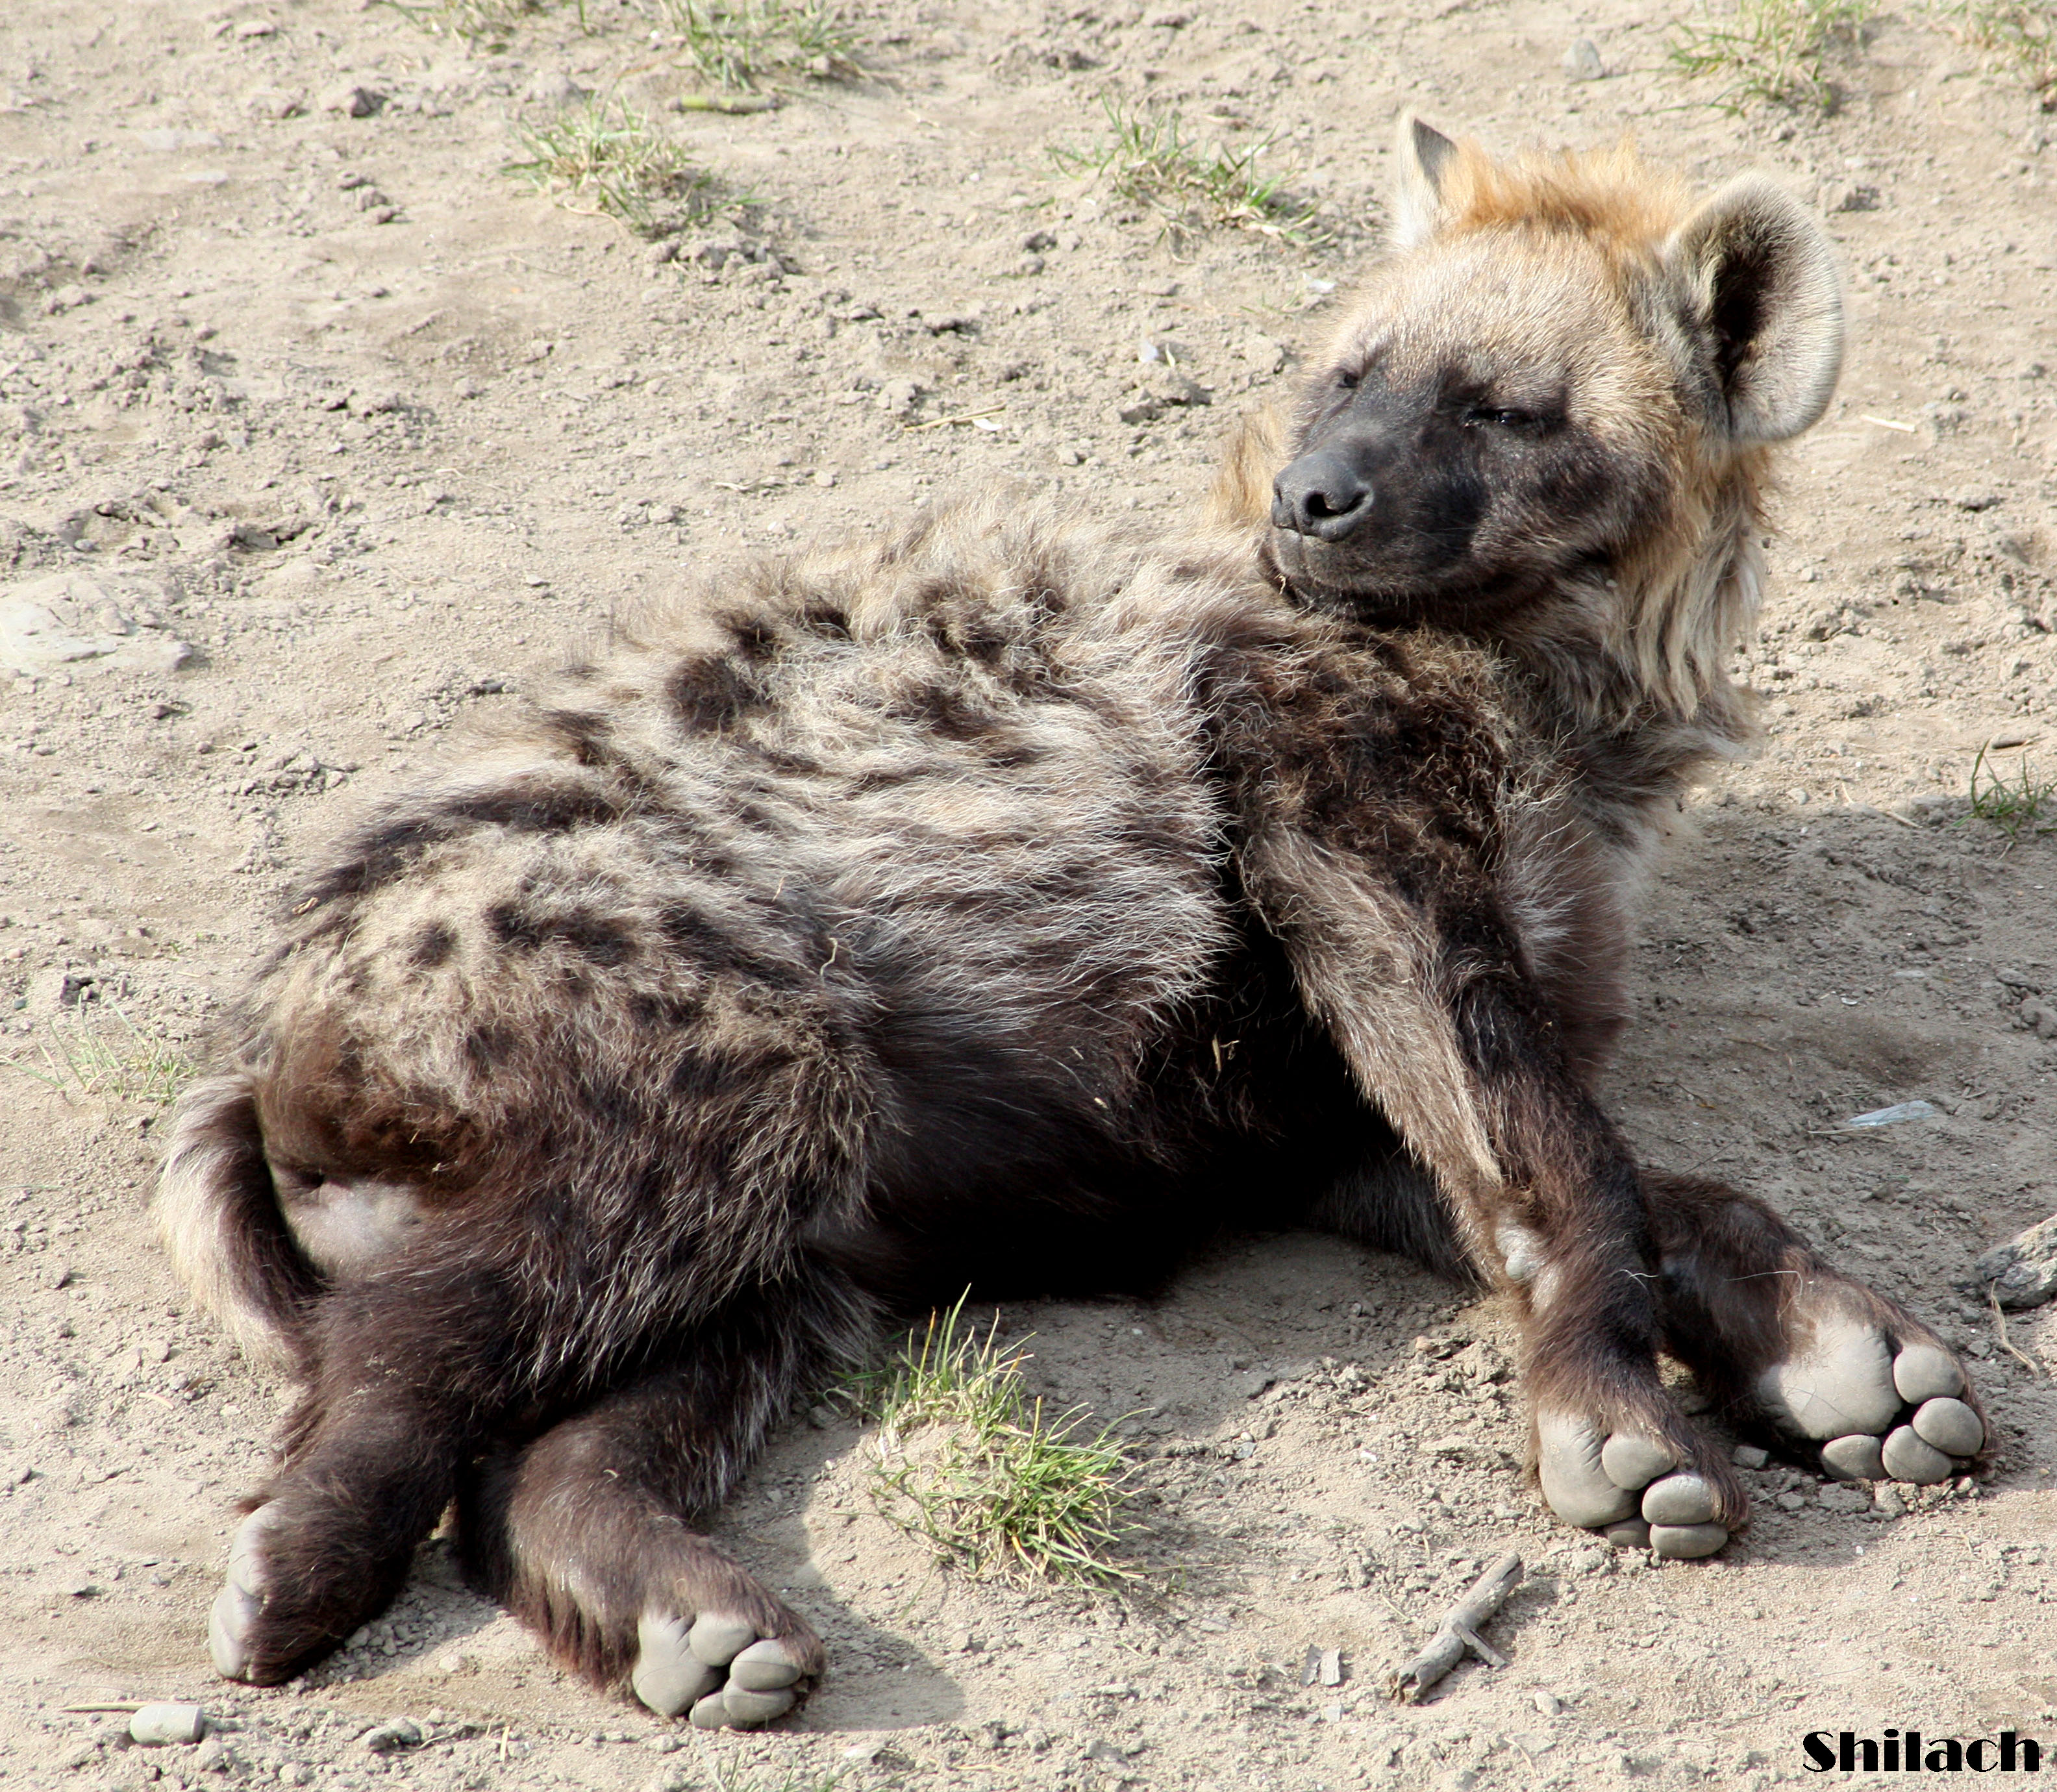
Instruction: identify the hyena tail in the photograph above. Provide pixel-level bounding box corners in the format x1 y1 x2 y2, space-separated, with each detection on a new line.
156 1071 319 1371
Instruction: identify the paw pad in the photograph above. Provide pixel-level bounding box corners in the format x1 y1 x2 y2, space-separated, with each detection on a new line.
208 1504 285 1682
1768 1333 1981 1488
1538 1415 1732 1559
632 1610 806 1728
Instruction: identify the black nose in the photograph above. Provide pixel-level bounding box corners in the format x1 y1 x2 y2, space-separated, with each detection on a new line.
1271 448 1373 541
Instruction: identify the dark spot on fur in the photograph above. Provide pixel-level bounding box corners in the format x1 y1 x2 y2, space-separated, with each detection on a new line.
800 604 851 640
488 902 549 951
464 1024 515 1071
558 912 636 967
540 708 612 768
302 786 625 909
667 654 767 733
629 990 706 1029
658 903 804 989
410 923 457 969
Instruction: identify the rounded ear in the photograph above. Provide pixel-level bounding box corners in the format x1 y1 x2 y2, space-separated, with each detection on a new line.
1390 112 1461 250
1665 175 1843 444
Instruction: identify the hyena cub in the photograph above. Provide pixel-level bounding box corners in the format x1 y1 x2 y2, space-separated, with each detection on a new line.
158 119 1985 1726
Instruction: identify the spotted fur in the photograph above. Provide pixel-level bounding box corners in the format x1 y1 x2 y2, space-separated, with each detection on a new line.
155 119 1976 1714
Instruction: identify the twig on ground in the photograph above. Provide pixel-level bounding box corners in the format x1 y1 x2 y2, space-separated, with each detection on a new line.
1388 1552 1523 1703
1990 1291 2047 1377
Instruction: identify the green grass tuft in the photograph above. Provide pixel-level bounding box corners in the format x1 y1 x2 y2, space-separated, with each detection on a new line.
1967 744 2057 843
376 0 580 50
1930 0 2057 106
1 1006 194 1108
506 96 715 235
858 1298 1139 1586
1664 0 1874 111
653 0 862 92
1051 97 1327 247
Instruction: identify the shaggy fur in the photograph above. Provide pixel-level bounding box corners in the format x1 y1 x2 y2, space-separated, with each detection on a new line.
156 118 1980 1720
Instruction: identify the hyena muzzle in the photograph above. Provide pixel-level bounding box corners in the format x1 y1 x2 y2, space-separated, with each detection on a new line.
155 118 1985 1728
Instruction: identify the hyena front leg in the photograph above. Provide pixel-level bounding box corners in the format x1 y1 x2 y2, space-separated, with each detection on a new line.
459 1273 869 1729
1247 835 1745 1557
1644 1171 1986 1486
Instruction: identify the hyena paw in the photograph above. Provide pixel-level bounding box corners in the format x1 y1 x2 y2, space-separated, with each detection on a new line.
1536 1414 1739 1560
208 1504 287 1680
1756 1313 1984 1486
632 1608 820 1728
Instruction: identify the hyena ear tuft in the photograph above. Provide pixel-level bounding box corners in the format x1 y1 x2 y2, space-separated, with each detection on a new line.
1667 175 1843 445
1390 112 1462 250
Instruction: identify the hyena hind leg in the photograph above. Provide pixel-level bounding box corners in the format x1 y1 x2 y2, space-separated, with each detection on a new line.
1645 1171 1987 1487
458 1273 871 1729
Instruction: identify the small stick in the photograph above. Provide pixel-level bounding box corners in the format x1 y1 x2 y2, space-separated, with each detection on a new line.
908 404 1007 432
1388 1552 1523 1704
1991 1291 2045 1378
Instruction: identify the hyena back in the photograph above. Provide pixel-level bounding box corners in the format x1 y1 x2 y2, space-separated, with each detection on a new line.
157 119 1984 1727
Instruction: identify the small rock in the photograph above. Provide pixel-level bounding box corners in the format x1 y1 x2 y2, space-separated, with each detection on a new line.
806 1404 835 1428
129 1704 206 1746
1974 1213 2057 1310
0 572 191 678
1817 1482 1869 1515
321 82 386 118
1821 181 1880 214
1238 332 1286 373
1774 1491 1806 1512
360 1719 423 1754
1533 1691 1562 1716
1730 1444 1769 1469
1231 1369 1273 1399
244 86 306 119
1952 489 2002 512
1563 38 1605 80
875 378 921 419
1843 1100 1938 1129
523 69 588 106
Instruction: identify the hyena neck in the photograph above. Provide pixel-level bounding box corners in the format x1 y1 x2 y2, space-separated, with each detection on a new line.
1495 480 1766 835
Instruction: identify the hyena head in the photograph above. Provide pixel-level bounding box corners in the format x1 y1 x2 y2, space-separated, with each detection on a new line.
1257 116 1841 697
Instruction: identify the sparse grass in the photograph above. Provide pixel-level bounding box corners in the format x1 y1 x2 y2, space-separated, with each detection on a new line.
506 97 715 235
0 1006 194 1108
1967 745 2057 842
1050 97 1328 246
377 0 580 50
1664 0 1874 111
858 1298 1139 1586
652 0 862 91
1930 0 2057 106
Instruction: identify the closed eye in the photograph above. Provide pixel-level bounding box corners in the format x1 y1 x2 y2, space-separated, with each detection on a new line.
1467 404 1542 430
1336 369 1360 390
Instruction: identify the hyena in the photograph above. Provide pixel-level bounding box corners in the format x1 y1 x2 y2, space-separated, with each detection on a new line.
157 119 1986 1728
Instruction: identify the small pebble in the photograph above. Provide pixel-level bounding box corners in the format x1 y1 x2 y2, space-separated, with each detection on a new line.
360 1719 423 1754
1563 37 1604 79
129 1703 205 1746
1730 1443 1769 1470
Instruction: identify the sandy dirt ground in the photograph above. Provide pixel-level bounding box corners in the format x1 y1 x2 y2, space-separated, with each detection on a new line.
1 1 2055 1788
